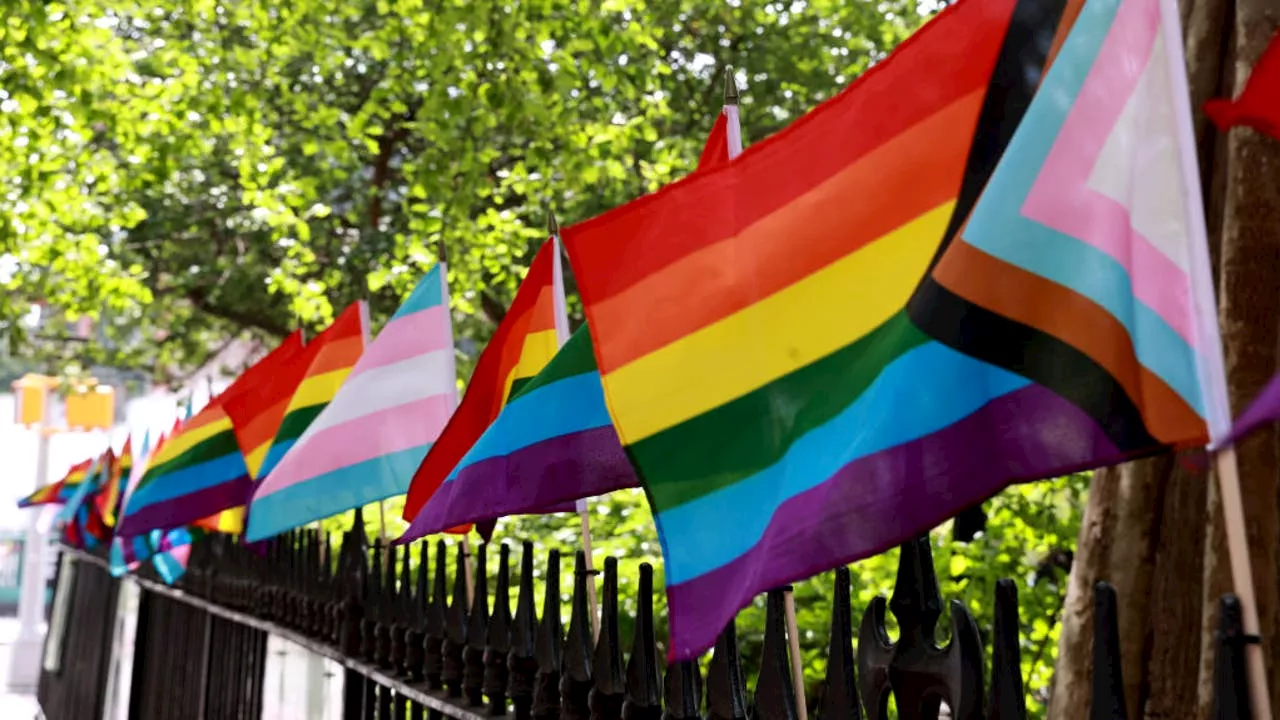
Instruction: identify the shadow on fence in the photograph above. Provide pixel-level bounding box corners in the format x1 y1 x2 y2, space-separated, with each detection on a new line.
38 512 1252 720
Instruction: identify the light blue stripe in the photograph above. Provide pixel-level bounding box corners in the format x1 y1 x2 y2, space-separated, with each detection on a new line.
658 342 1030 584
961 0 1204 416
126 452 247 509
391 265 445 321
55 476 96 526
258 439 297 480
245 443 433 542
446 371 611 482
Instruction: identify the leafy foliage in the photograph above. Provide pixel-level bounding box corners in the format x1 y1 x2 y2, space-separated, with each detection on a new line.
2 0 934 380
11 1 1089 715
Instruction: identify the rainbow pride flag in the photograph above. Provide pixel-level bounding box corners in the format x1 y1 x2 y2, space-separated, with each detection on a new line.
557 0 1172 658
401 113 741 541
119 333 311 537
254 304 366 480
97 437 132 527
402 239 568 525
15 455 89 509
246 267 454 541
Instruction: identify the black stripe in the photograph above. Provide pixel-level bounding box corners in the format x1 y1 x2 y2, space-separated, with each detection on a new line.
923 0 1070 269
911 276 1160 452
908 0 1161 451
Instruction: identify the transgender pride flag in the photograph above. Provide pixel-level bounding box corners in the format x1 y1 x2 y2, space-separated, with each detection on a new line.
245 264 458 541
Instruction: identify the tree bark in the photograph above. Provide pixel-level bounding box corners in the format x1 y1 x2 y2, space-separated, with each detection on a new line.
1049 0 1280 717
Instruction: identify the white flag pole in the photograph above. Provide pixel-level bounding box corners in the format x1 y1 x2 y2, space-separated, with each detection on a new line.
1160 0 1272 715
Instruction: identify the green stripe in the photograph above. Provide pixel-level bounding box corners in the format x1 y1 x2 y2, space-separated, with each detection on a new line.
631 311 928 511
511 325 598 400
139 430 243 486
273 402 327 445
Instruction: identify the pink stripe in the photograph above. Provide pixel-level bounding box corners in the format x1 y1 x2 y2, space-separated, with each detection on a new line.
355 306 452 374
255 394 455 497
1021 0 1195 346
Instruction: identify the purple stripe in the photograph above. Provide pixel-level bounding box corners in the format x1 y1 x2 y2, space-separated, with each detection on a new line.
663 384 1126 660
1221 371 1280 448
118 477 252 537
400 426 638 542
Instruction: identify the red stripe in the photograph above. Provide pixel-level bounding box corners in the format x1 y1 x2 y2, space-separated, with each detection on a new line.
561 0 1015 308
403 238 558 520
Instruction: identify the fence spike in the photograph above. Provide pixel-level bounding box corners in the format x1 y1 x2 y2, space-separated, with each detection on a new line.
1211 594 1251 720
820 566 861 720
425 540 449 691
622 562 662 720
407 542 428 682
534 549 564 720
752 589 799 720
486 542 513 715
589 557 625 720
987 580 1025 720
663 661 703 720
310 529 326 638
363 540 384 662
444 541 470 697
706 621 748 720
1090 583 1127 720
464 542 491 706
510 541 540 720
857 535 985 720
561 550 595 720
377 543 398 669
390 543 412 673
339 528 368 656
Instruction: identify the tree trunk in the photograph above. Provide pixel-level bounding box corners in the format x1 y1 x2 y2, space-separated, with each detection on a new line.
1048 0 1280 717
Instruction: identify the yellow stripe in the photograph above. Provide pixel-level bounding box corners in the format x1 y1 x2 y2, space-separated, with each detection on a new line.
150 413 233 466
501 329 561 403
601 202 954 443
245 442 271 479
286 368 353 414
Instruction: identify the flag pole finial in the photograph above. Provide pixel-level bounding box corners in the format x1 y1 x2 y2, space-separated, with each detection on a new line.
723 66 739 106
547 208 560 238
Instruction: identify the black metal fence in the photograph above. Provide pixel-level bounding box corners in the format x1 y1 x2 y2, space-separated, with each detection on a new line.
38 516 1252 720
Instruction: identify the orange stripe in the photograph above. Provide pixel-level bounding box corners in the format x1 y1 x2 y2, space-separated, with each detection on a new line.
181 404 228 434
934 239 1205 445
562 0 1014 306
488 309 537 416
591 90 984 374
525 285 558 334
238 396 292 449
305 335 364 376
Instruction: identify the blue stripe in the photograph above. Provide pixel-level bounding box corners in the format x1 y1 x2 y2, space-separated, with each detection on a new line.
258 439 297 480
657 342 1030 584
446 371 612 482
245 443 433 542
391 265 445 321
125 452 247 509
961 0 1204 416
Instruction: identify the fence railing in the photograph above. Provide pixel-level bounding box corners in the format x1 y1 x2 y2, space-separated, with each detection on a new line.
38 515 1252 720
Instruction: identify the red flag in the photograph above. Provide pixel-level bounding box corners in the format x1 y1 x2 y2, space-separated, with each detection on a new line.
1205 29 1280 141
698 113 731 170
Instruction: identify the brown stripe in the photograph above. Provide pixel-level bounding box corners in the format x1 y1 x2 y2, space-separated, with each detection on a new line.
1044 0 1087 70
933 239 1206 445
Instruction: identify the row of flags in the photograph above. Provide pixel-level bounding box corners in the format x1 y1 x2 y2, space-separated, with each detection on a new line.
19 0 1280 660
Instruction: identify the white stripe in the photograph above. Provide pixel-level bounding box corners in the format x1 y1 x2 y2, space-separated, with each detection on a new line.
295 349 456 441
725 105 744 159
1158 0 1229 443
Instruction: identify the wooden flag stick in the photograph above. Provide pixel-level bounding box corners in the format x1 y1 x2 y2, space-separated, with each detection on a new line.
782 587 809 720
1214 447 1273 720
549 206 602 641
577 499 602 642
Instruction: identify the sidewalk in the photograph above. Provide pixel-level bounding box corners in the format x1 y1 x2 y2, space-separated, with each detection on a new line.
0 618 41 719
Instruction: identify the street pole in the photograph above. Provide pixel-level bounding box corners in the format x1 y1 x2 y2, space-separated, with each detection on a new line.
8 424 51 693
